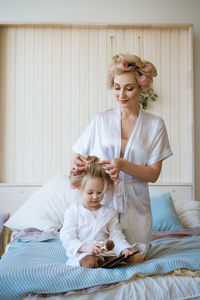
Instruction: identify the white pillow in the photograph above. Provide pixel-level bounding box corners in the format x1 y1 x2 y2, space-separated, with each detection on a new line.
173 199 200 228
5 175 81 231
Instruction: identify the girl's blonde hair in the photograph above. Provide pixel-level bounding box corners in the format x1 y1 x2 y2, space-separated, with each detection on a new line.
70 156 113 194
107 53 157 94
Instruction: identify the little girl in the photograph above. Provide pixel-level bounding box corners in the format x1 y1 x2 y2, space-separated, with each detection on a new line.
60 156 142 268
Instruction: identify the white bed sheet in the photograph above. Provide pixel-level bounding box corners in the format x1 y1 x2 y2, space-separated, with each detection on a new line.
23 275 200 300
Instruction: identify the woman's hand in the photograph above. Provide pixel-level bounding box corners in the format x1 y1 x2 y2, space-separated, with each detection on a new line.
99 158 123 181
78 243 104 255
71 154 88 174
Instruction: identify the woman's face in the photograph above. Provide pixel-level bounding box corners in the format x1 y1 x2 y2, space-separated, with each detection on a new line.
114 72 141 109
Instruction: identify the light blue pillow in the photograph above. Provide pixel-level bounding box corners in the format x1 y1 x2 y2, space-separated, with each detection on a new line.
150 192 184 231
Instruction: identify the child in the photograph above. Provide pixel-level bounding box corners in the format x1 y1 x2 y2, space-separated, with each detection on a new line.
60 156 142 268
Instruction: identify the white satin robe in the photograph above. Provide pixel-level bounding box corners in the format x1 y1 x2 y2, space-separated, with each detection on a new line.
60 203 131 266
73 107 173 253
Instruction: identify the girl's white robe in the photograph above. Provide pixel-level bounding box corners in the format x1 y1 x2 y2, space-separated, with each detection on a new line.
60 203 131 266
73 107 173 252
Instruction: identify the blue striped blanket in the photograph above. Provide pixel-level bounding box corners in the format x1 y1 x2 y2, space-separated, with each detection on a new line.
1 234 200 300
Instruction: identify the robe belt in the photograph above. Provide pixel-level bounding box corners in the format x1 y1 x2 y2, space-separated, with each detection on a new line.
113 178 136 214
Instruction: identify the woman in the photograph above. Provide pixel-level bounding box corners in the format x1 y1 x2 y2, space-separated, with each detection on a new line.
70 53 173 260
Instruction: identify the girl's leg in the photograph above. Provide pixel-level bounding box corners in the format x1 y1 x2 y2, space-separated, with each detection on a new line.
124 252 144 263
79 255 99 268
97 255 117 267
103 256 117 263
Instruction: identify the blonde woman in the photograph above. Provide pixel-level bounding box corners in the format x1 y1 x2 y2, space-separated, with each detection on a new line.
70 54 173 261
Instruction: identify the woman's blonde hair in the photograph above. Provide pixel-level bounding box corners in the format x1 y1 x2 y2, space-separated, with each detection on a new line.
70 156 113 194
107 53 157 94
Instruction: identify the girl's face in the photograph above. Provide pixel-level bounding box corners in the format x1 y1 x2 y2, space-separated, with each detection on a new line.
114 72 141 109
82 176 105 211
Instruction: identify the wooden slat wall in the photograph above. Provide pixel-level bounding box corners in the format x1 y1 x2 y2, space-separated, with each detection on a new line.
0 25 193 185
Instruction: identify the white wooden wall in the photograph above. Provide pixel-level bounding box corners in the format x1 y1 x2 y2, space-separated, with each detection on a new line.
0 25 193 187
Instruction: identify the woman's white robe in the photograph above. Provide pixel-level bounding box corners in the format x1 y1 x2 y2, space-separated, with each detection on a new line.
60 203 131 266
73 107 173 252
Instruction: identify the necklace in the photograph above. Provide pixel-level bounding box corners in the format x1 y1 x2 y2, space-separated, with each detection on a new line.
121 117 136 122
120 104 140 122
120 109 139 158
121 110 137 123
120 109 137 151
121 120 134 138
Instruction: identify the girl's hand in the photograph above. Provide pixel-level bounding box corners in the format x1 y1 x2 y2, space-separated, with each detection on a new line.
121 248 133 257
71 154 88 174
99 158 123 181
122 249 144 264
78 243 104 255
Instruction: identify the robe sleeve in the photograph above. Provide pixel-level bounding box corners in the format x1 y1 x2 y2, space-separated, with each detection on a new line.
147 118 173 165
108 214 131 256
60 204 85 256
72 117 95 157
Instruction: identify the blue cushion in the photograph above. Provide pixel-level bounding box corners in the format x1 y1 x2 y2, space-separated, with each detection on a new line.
150 193 184 231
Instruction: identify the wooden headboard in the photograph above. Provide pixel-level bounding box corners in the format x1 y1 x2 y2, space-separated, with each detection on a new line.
0 183 193 215
0 24 194 189
0 24 194 212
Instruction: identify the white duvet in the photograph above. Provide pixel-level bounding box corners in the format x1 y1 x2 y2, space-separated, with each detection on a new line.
23 274 200 300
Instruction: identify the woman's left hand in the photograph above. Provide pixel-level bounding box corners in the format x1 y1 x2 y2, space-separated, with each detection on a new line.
99 158 122 181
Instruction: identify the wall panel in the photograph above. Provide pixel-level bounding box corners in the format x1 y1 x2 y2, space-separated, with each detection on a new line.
0 25 193 187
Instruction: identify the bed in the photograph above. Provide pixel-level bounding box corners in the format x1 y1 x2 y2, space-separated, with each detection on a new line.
1 175 200 300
